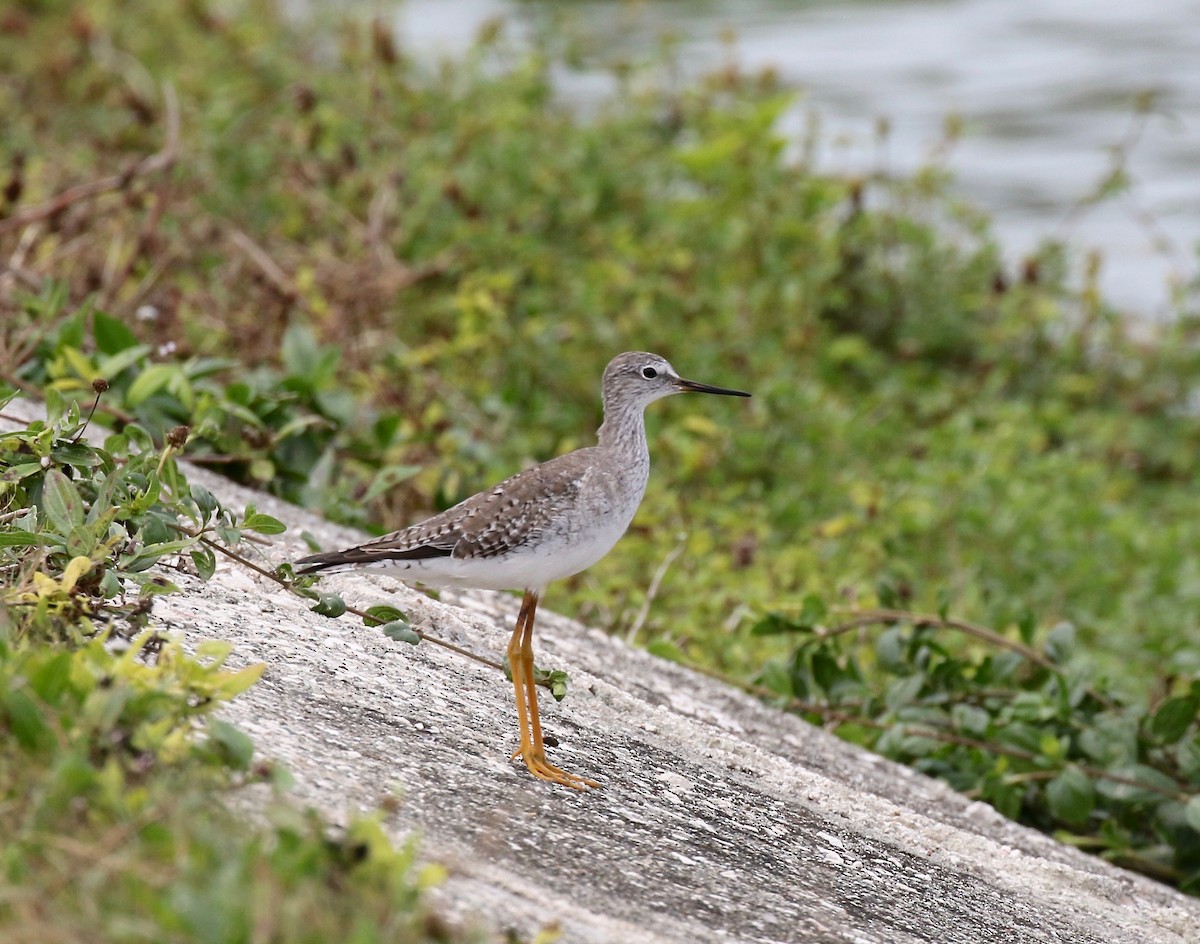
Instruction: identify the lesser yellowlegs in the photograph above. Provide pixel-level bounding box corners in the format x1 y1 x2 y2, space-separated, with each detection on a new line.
295 351 750 788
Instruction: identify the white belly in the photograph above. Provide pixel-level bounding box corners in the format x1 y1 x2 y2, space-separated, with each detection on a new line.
362 507 633 592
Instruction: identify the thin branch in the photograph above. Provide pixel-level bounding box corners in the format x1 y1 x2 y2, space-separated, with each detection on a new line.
69 388 104 444
227 229 299 304
197 535 505 674
826 607 1058 673
816 605 1113 711
625 535 686 645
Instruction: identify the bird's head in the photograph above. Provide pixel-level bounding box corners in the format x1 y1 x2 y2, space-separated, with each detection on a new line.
601 351 751 410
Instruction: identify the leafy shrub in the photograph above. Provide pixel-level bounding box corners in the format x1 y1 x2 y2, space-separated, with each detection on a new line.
752 597 1200 890
0 398 467 943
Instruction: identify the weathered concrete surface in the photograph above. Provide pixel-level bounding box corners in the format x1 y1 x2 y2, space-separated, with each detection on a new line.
7 399 1200 943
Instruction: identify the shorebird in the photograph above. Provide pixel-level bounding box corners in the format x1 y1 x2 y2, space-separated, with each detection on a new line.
295 352 750 788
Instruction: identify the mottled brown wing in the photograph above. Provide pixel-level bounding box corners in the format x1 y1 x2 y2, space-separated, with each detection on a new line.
449 451 590 560
294 449 593 573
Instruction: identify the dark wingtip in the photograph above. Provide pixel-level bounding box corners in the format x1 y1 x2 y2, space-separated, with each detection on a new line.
293 552 344 575
294 542 455 575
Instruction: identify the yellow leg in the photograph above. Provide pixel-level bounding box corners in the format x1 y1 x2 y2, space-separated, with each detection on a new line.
506 591 599 789
519 598 547 753
506 598 535 770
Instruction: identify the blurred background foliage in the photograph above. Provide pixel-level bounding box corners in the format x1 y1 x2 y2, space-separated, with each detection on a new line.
4 0 1200 895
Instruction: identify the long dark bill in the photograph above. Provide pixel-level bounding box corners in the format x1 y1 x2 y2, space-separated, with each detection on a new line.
676 377 751 398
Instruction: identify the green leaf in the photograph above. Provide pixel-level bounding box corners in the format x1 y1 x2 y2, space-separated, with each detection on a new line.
1177 736 1200 780
787 649 811 701
312 593 347 618
646 638 687 663
1150 696 1199 743
3 687 51 752
1096 764 1181 803
99 569 122 598
242 512 287 535
191 484 219 518
249 457 275 482
29 652 73 705
281 323 327 380
208 718 255 770
363 605 407 628
43 386 65 424
271 413 329 443
362 464 421 504
1010 691 1054 723
1 462 44 483
191 546 217 580
1046 766 1095 826
135 575 179 597
66 523 99 557
1016 610 1036 646
131 538 196 559
1044 622 1076 664
138 512 174 547
125 364 176 406
93 310 139 354
875 626 907 673
42 468 83 534
935 586 951 620
1185 796 1200 833
51 442 104 468
884 673 925 711
810 650 841 694
122 473 161 517
951 703 991 737
97 344 152 379
217 662 265 698
382 622 420 644
797 593 827 628
533 667 570 702
750 612 802 636
0 530 52 547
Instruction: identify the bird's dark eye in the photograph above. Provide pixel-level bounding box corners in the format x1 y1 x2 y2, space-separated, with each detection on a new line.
641 366 658 379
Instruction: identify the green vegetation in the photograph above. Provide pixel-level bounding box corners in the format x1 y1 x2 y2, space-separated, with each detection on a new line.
0 397 468 941
2 0 1200 917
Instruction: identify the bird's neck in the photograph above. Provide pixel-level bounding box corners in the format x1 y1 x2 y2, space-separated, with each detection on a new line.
597 402 649 461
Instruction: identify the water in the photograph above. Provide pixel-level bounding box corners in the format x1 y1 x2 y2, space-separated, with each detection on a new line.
395 0 1200 317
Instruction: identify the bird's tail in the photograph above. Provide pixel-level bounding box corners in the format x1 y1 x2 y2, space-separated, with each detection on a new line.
293 551 360 576
295 538 454 576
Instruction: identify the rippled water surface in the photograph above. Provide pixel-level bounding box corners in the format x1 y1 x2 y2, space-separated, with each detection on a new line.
396 0 1200 316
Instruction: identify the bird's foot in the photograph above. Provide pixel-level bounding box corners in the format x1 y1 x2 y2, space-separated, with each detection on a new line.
511 747 600 790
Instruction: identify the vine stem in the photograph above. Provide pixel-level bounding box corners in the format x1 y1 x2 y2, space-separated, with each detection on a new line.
824 606 1115 709
197 535 505 674
825 607 1057 672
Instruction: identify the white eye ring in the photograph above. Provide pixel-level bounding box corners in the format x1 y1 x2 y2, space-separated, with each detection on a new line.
641 366 658 379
